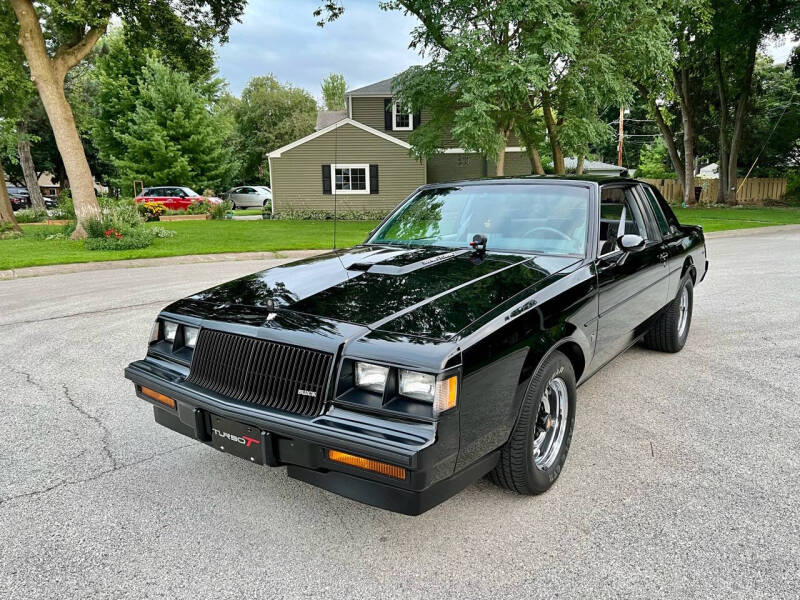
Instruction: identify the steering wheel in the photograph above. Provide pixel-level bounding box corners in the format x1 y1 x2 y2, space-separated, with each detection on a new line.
523 226 572 241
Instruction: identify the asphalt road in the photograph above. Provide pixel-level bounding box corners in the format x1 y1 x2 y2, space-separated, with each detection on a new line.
1 229 799 599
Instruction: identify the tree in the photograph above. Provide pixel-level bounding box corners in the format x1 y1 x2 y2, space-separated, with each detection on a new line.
636 138 678 178
737 55 800 174
634 1 713 206
318 1 672 176
233 75 317 183
102 57 238 193
4 0 246 237
321 73 347 111
710 0 800 204
0 2 31 232
86 28 230 193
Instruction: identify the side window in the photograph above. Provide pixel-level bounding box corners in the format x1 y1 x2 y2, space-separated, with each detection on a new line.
639 185 671 237
598 186 647 255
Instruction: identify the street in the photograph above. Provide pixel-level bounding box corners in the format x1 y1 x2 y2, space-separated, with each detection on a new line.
1 229 799 599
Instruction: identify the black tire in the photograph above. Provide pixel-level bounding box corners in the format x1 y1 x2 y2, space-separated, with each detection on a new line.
643 276 694 353
490 350 577 495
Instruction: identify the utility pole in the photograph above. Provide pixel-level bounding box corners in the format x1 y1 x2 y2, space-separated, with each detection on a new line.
617 106 624 167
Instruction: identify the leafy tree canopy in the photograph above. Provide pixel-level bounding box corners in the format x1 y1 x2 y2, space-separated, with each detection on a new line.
102 55 239 193
233 75 317 184
321 73 347 111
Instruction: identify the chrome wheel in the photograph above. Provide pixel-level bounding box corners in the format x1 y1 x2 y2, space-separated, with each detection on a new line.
677 285 689 337
532 377 568 469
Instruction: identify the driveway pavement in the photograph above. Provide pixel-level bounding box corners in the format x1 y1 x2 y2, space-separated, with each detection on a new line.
1 229 798 599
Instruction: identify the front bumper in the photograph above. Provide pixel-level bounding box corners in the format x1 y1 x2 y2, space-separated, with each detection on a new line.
125 358 491 515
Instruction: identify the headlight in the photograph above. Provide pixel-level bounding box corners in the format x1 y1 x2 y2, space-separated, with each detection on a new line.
164 321 179 342
401 370 458 414
399 370 436 401
355 362 389 394
183 326 199 348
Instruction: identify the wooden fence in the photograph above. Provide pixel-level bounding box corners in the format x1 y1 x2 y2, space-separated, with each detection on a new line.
640 178 787 205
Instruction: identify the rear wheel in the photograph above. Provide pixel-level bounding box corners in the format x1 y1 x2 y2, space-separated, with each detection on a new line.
643 276 693 353
490 350 576 494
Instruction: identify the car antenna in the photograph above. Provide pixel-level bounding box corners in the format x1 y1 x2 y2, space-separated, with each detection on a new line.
333 122 338 250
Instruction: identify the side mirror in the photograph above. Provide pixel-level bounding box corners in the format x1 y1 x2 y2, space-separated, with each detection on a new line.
617 234 645 253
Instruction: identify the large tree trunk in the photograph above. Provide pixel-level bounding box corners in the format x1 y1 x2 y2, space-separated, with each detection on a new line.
714 48 729 204
674 69 696 206
16 121 45 212
0 161 22 234
576 154 585 175
725 37 758 206
10 0 104 239
636 83 685 185
494 123 513 176
542 93 565 174
526 145 544 174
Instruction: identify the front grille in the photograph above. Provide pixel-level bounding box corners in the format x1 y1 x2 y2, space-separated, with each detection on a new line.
186 329 333 416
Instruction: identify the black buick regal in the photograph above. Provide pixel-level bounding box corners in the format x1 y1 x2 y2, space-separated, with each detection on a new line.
125 177 708 515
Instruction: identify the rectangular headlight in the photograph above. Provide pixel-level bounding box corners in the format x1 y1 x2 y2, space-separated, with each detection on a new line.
183 326 199 348
164 321 178 342
355 362 389 394
399 370 436 401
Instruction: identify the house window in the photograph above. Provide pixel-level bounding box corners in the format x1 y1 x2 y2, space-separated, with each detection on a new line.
392 102 413 131
332 164 369 194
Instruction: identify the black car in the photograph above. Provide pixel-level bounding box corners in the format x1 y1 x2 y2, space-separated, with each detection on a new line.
7 186 30 211
125 177 707 515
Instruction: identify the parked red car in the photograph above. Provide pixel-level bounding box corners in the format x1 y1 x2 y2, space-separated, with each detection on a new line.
135 186 222 211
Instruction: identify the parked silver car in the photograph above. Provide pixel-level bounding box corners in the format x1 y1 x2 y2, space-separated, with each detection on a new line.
226 185 272 209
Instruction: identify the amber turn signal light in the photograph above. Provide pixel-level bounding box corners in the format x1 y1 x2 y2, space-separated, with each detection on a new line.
434 375 458 414
140 386 176 409
328 450 406 479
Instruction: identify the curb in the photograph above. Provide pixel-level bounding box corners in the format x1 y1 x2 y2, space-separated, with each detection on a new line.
704 223 800 239
0 249 327 281
2 223 798 281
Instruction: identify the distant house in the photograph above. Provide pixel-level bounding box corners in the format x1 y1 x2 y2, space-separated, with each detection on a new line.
267 74 623 214
564 158 627 177
38 173 60 198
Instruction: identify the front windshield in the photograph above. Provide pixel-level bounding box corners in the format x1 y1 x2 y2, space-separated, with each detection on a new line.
369 183 590 255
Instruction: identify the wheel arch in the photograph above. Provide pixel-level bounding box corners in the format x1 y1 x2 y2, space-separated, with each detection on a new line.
681 256 696 283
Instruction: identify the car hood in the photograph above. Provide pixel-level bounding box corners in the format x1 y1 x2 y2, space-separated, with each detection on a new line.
184 245 581 341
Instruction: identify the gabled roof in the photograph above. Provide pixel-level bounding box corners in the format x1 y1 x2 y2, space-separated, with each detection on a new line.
346 76 396 97
267 118 412 158
315 110 347 130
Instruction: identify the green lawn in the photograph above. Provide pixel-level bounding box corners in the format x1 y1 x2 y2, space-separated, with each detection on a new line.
1 220 378 270
672 206 800 232
3 206 799 271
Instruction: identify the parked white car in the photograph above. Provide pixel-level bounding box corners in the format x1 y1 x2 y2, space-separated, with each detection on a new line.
226 185 272 209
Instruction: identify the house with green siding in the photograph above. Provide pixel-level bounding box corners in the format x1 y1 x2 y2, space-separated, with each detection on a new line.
267 74 624 215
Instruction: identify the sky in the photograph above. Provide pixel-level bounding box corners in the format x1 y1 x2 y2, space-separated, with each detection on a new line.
215 0 423 99
216 1 799 101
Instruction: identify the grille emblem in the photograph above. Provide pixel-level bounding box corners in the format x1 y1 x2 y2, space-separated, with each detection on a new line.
297 389 317 397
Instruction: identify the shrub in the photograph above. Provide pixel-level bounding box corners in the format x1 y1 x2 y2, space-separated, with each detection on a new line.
85 226 154 250
207 199 233 220
1 222 22 240
13 209 47 223
54 189 75 219
272 208 388 221
137 201 166 221
150 226 176 238
98 197 143 230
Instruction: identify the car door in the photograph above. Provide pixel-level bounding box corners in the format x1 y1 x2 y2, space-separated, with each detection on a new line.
229 187 244 207
593 184 669 366
639 183 684 299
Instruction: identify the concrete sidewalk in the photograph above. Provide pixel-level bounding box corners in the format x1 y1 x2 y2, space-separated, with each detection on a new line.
2 223 799 281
